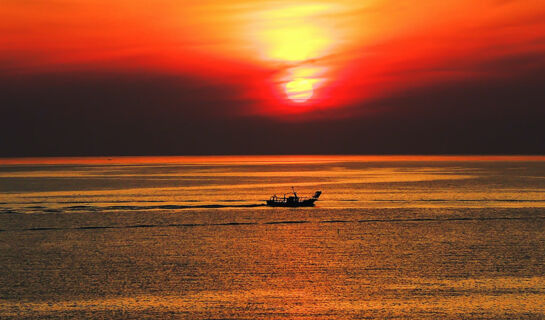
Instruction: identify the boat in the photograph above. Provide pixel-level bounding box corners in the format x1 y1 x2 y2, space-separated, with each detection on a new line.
266 188 322 207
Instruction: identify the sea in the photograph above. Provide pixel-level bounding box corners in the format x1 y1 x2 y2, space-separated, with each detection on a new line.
1 155 544 319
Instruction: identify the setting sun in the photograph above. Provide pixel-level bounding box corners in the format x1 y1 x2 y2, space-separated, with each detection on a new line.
249 4 343 105
285 78 314 102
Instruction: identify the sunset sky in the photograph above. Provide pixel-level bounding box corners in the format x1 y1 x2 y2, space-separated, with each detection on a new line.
1 0 544 156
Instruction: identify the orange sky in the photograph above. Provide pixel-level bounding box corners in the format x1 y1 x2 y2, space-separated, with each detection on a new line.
2 0 545 116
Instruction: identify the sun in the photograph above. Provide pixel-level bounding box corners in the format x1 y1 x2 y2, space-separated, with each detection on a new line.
249 4 341 107
285 78 313 103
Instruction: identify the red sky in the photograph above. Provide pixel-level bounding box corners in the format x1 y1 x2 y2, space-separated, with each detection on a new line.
1 0 545 155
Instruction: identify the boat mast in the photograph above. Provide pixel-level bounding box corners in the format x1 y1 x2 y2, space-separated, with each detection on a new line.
291 186 298 199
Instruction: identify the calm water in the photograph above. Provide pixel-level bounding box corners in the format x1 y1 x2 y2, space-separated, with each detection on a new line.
1 156 545 319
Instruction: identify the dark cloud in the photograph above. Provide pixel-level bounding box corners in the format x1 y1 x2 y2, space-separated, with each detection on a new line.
1 66 544 156
0 71 251 156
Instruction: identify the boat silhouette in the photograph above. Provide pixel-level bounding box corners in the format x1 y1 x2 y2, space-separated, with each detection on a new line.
266 187 322 207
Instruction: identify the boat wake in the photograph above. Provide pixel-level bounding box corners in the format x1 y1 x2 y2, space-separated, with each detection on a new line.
64 203 266 211
0 203 266 215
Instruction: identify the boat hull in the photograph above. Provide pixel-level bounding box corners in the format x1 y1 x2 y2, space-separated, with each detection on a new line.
266 199 317 207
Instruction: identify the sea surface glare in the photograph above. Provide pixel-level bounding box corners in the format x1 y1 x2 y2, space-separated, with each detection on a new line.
0 156 544 319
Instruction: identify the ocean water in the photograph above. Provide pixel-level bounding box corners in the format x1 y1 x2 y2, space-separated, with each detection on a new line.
1 155 545 319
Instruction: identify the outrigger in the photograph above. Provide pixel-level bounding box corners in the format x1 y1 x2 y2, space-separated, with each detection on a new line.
266 187 322 207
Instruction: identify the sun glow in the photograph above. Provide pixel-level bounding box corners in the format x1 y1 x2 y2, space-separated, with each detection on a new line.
261 24 330 62
253 4 336 62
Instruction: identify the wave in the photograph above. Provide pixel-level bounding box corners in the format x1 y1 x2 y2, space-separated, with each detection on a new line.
371 199 545 202
264 220 309 225
6 215 544 233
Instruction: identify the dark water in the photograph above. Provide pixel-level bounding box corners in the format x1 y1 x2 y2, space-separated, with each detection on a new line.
1 156 545 319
